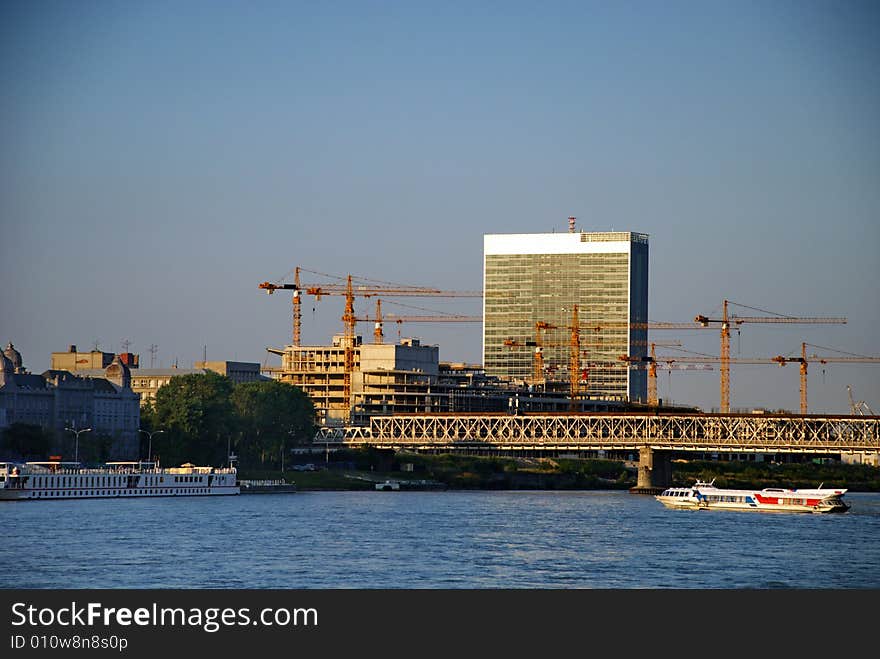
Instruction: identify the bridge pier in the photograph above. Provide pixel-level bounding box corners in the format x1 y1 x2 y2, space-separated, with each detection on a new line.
634 447 671 493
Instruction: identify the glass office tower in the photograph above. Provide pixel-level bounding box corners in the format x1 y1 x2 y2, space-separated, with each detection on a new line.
483 231 648 402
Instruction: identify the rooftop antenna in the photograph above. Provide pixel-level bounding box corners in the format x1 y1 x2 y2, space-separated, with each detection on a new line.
568 216 576 233
149 344 158 368
121 339 131 353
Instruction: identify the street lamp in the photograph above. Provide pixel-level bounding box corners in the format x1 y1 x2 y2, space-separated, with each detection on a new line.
64 427 92 464
138 429 164 463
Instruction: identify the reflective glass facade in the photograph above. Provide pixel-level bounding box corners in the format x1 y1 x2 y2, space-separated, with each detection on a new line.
483 232 648 402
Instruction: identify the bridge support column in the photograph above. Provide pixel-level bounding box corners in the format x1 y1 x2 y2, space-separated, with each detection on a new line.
635 447 671 492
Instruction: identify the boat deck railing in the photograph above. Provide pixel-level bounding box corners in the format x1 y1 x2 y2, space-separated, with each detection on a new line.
10 464 238 476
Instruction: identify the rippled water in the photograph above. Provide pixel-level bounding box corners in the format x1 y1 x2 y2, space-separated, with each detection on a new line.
3 491 879 588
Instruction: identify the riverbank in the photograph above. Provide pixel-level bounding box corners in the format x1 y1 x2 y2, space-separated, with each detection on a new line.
239 449 880 492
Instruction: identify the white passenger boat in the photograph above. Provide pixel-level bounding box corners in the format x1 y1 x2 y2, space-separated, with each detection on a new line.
0 460 239 500
656 479 849 513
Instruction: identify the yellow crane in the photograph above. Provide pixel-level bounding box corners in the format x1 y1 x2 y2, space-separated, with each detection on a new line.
355 299 481 345
260 271 481 419
695 300 847 413
502 306 585 410
619 348 773 408
505 315 712 408
773 343 880 414
621 341 879 413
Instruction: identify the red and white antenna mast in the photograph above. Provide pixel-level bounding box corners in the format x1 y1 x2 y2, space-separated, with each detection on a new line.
568 216 576 233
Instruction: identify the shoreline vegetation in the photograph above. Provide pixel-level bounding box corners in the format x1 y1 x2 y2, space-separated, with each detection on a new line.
240 448 880 493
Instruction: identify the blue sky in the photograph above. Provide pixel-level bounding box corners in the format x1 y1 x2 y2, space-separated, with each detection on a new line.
2 0 878 414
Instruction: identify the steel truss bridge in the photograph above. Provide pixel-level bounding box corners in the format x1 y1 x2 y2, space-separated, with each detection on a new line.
315 413 880 454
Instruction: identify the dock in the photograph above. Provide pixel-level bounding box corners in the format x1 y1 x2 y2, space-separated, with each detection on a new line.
629 486 664 495
238 479 298 494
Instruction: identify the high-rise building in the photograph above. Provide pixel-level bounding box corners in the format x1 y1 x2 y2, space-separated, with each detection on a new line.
483 228 649 402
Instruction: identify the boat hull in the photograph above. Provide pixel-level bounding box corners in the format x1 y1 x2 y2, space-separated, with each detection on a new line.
655 497 848 514
0 461 239 501
655 482 849 514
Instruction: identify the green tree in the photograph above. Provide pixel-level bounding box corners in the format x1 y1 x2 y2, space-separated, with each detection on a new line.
74 432 114 465
0 423 51 460
151 372 236 466
231 380 315 469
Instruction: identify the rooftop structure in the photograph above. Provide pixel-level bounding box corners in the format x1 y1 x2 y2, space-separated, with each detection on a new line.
51 345 139 372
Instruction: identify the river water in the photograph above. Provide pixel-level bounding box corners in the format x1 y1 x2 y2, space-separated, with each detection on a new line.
3 491 879 589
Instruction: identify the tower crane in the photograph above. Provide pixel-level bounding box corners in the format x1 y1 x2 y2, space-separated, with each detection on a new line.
641 341 684 406
621 341 878 413
618 341 682 407
506 316 712 406
354 299 482 345
847 385 876 416
259 272 482 420
503 306 588 411
695 300 847 413
260 268 481 343
619 348 773 408
773 343 880 414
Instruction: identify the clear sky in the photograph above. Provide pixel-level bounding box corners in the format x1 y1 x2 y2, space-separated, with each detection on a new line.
2 0 878 414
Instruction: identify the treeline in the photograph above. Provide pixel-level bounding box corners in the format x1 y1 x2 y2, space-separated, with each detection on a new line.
140 373 316 469
671 459 880 492
1 423 119 464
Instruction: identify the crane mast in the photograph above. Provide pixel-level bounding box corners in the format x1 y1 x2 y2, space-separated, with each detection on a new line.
534 321 553 385
648 343 658 407
373 299 384 344
260 271 482 421
341 275 357 411
773 343 880 414
569 305 580 412
293 266 302 346
696 299 847 413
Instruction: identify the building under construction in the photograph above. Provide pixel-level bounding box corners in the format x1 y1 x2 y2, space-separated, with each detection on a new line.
265 334 632 426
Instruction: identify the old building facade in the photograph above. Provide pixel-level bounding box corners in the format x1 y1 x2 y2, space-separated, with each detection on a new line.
0 343 140 459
